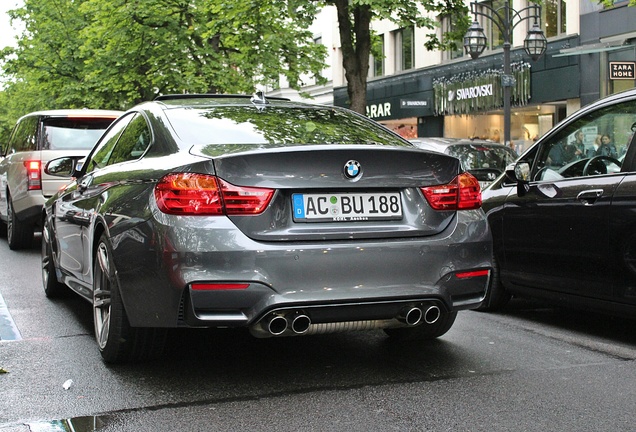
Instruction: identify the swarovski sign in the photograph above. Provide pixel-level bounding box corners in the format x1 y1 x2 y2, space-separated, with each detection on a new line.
450 83 493 101
433 61 531 116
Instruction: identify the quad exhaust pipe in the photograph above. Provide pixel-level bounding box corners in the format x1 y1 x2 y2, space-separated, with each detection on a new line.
251 303 442 338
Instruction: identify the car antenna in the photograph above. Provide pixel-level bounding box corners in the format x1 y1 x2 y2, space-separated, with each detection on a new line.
250 91 269 105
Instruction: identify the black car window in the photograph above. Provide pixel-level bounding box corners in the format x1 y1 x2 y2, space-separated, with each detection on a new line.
85 113 134 173
531 99 636 181
446 144 517 171
106 114 151 166
7 116 38 153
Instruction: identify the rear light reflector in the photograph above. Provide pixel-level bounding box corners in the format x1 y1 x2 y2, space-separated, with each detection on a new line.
25 160 42 191
155 173 274 216
191 283 250 291
420 172 481 211
456 269 490 279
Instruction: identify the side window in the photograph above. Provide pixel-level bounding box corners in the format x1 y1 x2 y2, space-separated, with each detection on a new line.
531 99 636 182
84 114 134 173
106 114 151 166
7 116 38 153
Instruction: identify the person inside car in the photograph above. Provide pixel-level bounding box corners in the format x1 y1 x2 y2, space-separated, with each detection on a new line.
547 140 576 167
595 134 618 158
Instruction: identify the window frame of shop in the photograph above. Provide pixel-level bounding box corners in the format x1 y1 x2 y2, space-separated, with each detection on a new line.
476 0 506 51
441 15 465 61
394 27 414 72
541 0 567 38
370 34 385 78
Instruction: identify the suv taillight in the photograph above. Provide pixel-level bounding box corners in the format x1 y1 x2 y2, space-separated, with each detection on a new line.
25 160 42 191
420 172 481 211
154 173 274 216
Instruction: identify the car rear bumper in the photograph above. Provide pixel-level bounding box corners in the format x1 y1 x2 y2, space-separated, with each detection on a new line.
110 209 492 329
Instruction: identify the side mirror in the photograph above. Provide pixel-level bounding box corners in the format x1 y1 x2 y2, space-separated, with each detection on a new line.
45 156 83 178
514 162 531 182
512 162 531 197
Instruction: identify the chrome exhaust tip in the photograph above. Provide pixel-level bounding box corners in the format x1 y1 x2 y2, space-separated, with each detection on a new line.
404 307 423 326
291 314 311 334
424 305 441 324
267 315 288 336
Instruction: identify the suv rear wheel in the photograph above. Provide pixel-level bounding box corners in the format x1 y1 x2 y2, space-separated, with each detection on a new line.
7 196 34 250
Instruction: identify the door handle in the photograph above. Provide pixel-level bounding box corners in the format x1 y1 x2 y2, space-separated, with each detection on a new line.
577 189 603 205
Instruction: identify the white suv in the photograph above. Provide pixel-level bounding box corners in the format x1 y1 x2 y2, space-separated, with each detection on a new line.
0 109 122 249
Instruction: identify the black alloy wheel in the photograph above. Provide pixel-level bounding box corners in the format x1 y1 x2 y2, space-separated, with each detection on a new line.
93 233 167 363
41 220 68 298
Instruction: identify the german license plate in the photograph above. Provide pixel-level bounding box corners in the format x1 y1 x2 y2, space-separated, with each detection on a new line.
292 192 402 222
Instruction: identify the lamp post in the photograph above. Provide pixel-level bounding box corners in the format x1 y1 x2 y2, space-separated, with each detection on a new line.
463 1 547 148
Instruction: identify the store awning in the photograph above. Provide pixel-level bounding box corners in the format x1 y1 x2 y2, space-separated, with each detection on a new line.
552 42 629 57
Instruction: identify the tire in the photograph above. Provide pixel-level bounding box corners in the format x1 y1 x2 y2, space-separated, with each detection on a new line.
474 255 511 312
7 197 34 250
93 233 167 363
384 310 458 341
41 220 68 298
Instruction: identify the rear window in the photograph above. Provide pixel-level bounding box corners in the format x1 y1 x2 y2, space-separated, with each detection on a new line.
164 105 411 147
42 117 116 150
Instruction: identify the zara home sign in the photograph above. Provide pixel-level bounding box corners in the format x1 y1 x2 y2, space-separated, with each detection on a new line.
609 62 635 80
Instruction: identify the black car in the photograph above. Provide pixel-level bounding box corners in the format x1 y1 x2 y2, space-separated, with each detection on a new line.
410 137 518 189
480 88 636 317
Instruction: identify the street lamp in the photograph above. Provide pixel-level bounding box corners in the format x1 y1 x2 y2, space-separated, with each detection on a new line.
463 1 547 147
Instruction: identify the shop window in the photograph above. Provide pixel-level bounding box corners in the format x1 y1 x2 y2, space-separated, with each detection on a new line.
394 27 414 72
370 35 384 78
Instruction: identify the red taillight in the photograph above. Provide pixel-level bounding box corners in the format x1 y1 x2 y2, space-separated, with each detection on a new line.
25 160 42 191
420 172 481 211
191 283 250 290
154 173 274 216
456 269 490 279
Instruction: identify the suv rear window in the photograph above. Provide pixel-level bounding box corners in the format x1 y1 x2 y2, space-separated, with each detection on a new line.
42 117 115 150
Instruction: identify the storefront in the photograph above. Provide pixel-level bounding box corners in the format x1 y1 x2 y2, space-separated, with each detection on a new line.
334 35 580 155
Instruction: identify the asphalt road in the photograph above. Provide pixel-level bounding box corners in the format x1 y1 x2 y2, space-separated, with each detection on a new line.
1 236 635 431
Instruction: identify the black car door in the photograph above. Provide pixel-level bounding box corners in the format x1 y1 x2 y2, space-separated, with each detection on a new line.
608 123 636 309
500 99 636 302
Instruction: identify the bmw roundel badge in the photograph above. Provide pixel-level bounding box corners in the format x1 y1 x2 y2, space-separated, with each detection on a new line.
343 160 361 179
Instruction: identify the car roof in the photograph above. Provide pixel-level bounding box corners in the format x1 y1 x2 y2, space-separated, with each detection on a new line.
18 109 124 121
152 93 332 111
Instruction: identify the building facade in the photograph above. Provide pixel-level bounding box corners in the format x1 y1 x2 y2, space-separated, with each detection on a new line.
279 0 636 153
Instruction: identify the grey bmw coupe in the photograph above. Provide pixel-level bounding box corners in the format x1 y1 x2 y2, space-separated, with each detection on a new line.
42 93 492 363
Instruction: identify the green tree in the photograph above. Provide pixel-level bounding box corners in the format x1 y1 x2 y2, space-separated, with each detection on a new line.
0 0 327 139
323 0 470 114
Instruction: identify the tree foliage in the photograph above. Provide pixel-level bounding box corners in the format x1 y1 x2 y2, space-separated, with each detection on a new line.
0 0 327 142
0 0 472 143
322 0 470 114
